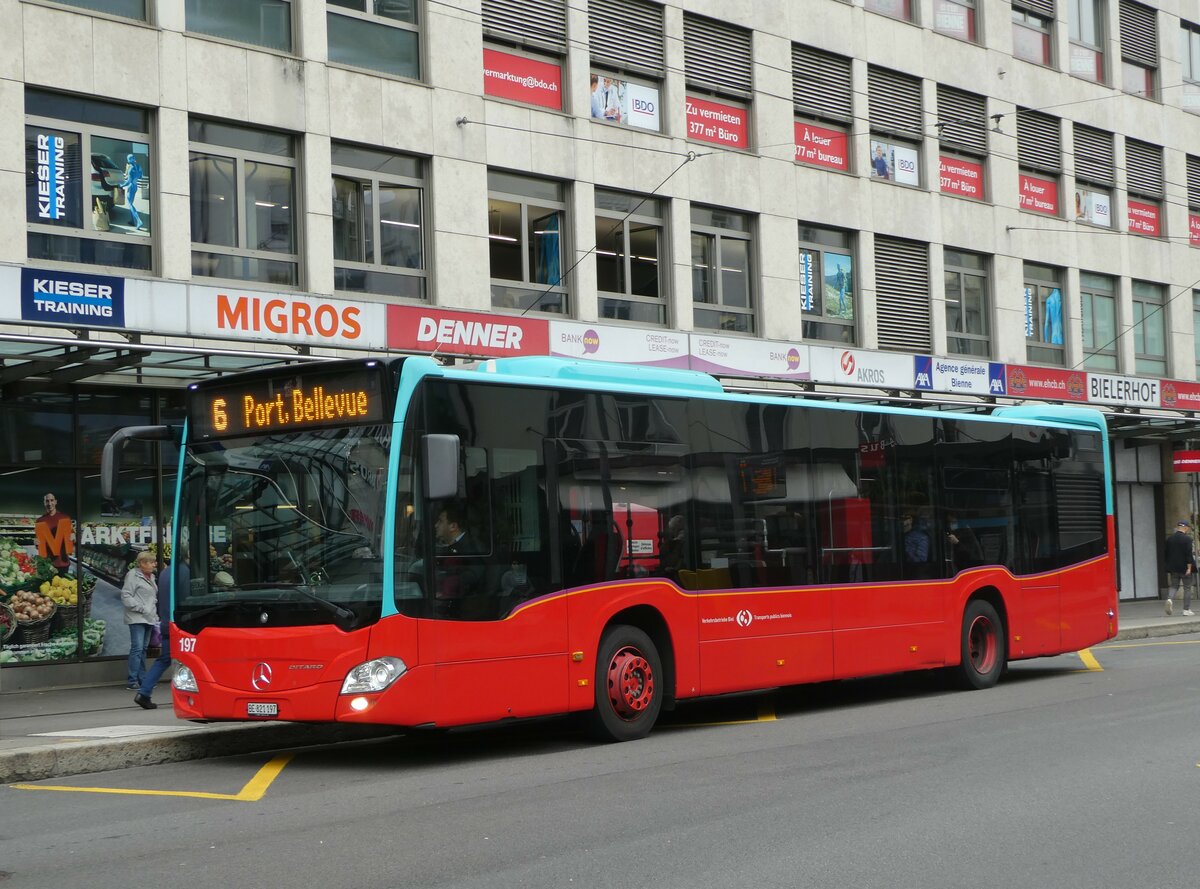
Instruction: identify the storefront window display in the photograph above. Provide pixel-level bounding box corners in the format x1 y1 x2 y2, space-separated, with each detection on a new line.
0 386 179 670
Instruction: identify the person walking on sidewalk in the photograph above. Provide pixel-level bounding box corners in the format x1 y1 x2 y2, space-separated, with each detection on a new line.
134 546 187 710
121 551 159 690
1163 519 1196 616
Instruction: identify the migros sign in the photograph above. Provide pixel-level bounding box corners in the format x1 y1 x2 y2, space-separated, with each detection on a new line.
191 290 386 347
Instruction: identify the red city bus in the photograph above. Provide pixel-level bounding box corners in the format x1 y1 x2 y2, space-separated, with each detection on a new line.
103 356 1117 741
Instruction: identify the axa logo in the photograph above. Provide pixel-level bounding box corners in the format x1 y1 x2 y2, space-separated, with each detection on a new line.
736 609 753 628
840 351 855 375
989 377 1005 394
915 371 931 387
251 662 273 690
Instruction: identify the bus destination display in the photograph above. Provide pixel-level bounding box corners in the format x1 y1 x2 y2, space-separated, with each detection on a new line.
190 367 388 439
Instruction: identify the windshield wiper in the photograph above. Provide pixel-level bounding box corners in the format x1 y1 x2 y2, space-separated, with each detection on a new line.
285 586 355 623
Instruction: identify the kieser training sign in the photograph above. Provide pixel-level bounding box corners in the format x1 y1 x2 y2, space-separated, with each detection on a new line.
388 305 549 358
21 267 126 328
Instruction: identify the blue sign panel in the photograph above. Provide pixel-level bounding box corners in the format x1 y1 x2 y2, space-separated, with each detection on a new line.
21 268 126 328
988 362 1007 396
913 355 933 390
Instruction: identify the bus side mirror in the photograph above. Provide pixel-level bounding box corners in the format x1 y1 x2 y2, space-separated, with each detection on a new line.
422 434 460 501
102 425 178 500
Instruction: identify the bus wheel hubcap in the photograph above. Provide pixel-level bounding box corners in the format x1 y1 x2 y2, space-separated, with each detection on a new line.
968 616 996 673
607 647 654 719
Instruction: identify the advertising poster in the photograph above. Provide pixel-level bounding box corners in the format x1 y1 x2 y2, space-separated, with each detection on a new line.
939 156 984 199
482 48 562 111
871 140 919 186
1190 214 1200 247
822 253 854 322
685 96 749 149
1019 173 1059 215
26 126 83 228
1160 380 1200 411
91 138 152 236
388 304 550 359
689 335 810 381
550 321 688 367
1127 199 1161 237
1074 188 1111 227
590 74 660 131
1006 365 1089 403
0 481 111 666
794 122 849 171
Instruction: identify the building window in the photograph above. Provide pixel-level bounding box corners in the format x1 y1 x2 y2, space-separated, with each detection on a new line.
1017 108 1062 216
1119 0 1157 99
937 86 987 201
1068 0 1105 83
869 67 922 187
332 143 425 300
691 206 754 334
944 249 990 357
481 0 566 111
875 235 931 353
488 171 568 314
1182 22 1200 112
1125 139 1164 237
866 0 914 22
1013 3 1053 66
799 224 855 345
1073 125 1114 228
595 190 666 325
188 119 298 286
25 89 153 271
185 0 292 52
792 44 852 172
1132 281 1166 375
1193 292 1200 375
1081 272 1117 370
934 0 976 42
50 0 146 19
683 14 753 150
589 0 664 132
1024 263 1065 366
1188 155 1200 247
327 1 420 79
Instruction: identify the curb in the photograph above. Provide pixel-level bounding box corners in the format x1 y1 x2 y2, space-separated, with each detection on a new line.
1111 621 1200 642
1 723 397 785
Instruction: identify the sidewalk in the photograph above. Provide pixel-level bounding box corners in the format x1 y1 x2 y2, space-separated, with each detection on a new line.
3 598 1197 784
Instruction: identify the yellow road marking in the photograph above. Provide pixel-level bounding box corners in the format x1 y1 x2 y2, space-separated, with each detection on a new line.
1077 649 1103 672
664 696 777 730
10 753 294 801
1101 638 1200 650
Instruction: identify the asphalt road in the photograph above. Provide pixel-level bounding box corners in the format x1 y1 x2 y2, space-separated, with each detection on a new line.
3 636 1199 889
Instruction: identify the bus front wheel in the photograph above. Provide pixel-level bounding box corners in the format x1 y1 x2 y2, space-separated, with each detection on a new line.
587 625 663 742
955 599 1005 690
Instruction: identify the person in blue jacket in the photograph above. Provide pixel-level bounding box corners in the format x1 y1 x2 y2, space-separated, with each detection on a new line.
120 154 145 230
134 544 187 709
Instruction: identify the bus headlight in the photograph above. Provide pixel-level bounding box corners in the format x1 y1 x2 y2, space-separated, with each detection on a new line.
172 665 199 692
341 657 407 694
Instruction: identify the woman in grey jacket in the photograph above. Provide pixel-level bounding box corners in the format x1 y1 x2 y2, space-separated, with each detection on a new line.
121 550 159 691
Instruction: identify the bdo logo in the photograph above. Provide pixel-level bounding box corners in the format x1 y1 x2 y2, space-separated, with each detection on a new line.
633 98 655 113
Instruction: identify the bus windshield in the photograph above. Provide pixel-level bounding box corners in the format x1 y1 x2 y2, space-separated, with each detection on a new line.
175 424 391 633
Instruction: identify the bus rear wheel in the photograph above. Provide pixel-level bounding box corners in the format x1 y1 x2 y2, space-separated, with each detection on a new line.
587 625 663 742
954 599 1005 690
